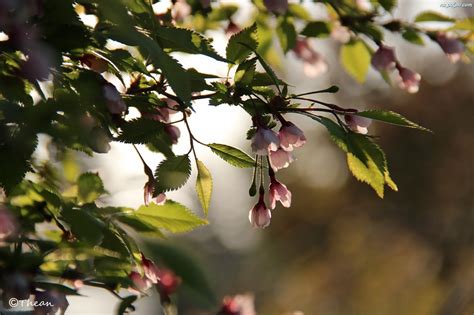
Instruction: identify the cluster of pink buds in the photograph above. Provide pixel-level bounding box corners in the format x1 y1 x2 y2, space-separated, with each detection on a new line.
292 39 328 78
249 120 305 228
128 254 181 297
435 32 465 63
142 99 181 145
371 44 421 93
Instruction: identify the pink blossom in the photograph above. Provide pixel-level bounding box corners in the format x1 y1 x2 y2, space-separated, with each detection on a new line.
172 0 191 22
278 122 306 151
0 206 17 241
331 23 351 44
344 114 372 134
397 66 421 94
249 198 272 228
269 179 292 209
165 125 181 144
436 33 465 63
251 127 280 155
263 0 288 14
269 148 294 171
293 39 328 78
129 271 152 293
218 294 256 315
155 193 167 205
356 0 373 11
141 254 160 284
156 268 181 296
371 45 397 71
144 181 167 206
225 20 241 37
103 83 127 114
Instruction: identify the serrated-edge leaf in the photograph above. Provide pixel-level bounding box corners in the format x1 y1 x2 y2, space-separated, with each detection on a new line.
154 155 191 193
234 57 257 85
356 110 432 132
195 160 212 216
340 39 371 83
226 23 258 65
135 201 208 233
117 118 166 144
208 143 255 168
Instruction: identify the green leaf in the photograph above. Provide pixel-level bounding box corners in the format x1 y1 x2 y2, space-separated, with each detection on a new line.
234 58 257 86
340 40 372 83
415 11 455 23
61 207 105 245
402 28 424 45
34 282 80 296
208 143 255 168
116 215 165 238
317 117 397 198
377 0 397 11
301 21 330 38
450 17 474 31
144 241 217 308
134 201 208 233
117 118 166 144
195 160 212 216
77 172 105 203
226 23 258 65
155 27 227 62
277 16 297 52
356 110 432 132
154 155 191 193
288 3 311 21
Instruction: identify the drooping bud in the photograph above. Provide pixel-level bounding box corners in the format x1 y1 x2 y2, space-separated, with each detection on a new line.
435 32 465 63
218 294 256 315
269 148 294 171
371 45 397 71
249 195 272 228
263 0 288 14
397 66 421 94
269 178 292 209
103 83 127 114
344 114 372 134
250 127 280 155
278 122 306 151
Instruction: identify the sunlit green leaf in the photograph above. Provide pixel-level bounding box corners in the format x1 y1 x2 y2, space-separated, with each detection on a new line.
77 172 105 203
415 11 455 23
154 155 191 193
195 160 213 216
226 23 258 65
356 110 432 132
208 143 255 168
340 40 372 83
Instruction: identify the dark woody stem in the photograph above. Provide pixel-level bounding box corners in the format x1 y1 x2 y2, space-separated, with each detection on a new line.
133 144 154 180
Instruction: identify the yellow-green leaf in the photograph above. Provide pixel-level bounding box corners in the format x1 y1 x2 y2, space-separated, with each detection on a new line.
195 160 213 216
340 40 371 83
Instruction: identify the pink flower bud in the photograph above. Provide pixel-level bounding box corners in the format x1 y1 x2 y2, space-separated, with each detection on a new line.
225 20 241 37
278 122 306 151
251 127 280 155
344 114 372 134
0 206 18 241
144 181 154 206
293 39 328 78
129 271 152 293
269 148 294 171
165 125 181 144
218 294 256 315
103 83 127 114
331 23 351 44
436 32 465 63
141 254 160 284
80 54 108 73
269 179 292 209
157 268 181 296
371 45 397 71
172 0 191 22
249 199 272 228
397 66 421 94
263 0 288 14
155 193 167 205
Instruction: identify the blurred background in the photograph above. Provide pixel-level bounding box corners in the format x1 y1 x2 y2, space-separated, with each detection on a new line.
46 0 474 314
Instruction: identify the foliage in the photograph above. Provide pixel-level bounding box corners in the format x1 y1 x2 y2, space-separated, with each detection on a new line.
0 0 471 314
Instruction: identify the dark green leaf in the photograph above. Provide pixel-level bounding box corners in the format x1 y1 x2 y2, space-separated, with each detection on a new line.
356 110 432 132
61 207 105 245
402 28 424 45
77 172 105 203
277 16 297 52
226 23 258 65
377 0 397 11
301 21 330 38
118 295 137 315
154 155 191 193
415 11 455 23
235 58 257 86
